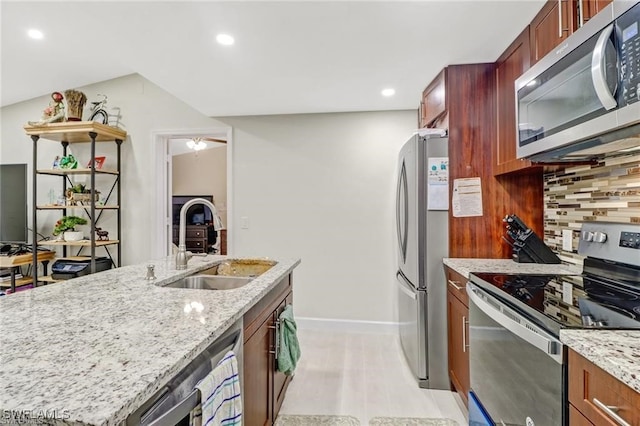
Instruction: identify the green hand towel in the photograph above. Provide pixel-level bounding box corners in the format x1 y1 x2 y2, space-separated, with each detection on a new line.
278 304 301 375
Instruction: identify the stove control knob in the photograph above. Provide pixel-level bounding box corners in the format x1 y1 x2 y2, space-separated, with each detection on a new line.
594 232 607 243
582 231 594 242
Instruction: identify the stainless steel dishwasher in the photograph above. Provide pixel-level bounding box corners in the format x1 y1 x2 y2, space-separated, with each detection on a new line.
126 319 243 426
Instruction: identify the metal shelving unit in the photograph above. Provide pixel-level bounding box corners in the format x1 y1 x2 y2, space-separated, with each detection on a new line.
24 121 126 284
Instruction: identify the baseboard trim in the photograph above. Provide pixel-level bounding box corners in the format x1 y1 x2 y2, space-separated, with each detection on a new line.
296 317 399 334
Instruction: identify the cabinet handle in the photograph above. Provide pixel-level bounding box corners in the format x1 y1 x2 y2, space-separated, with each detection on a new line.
462 315 469 353
447 279 464 291
578 0 584 27
592 398 631 426
268 319 281 359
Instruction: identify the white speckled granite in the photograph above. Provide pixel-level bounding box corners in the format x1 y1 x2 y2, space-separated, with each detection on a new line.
443 258 580 279
560 329 640 393
0 255 300 425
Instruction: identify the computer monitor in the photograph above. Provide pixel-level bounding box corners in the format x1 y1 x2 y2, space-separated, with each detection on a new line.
0 164 28 244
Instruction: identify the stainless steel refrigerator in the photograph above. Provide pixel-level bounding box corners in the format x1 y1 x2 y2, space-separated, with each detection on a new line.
395 133 449 389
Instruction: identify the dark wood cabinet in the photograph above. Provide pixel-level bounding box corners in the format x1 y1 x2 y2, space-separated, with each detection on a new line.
445 267 469 408
530 0 575 66
420 69 447 128
568 349 640 426
530 0 612 66
172 224 211 253
495 27 540 176
578 0 613 26
243 275 293 426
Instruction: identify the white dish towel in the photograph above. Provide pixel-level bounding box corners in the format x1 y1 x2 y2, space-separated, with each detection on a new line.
191 350 242 426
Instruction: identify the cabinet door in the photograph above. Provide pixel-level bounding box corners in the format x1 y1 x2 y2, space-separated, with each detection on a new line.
421 70 447 128
447 288 469 408
568 349 640 426
272 292 294 420
495 27 537 175
530 0 575 65
243 317 272 426
579 0 612 26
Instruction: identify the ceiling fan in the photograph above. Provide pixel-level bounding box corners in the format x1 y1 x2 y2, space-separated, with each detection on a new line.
186 136 227 151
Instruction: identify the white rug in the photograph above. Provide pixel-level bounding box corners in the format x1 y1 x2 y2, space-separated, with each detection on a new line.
274 415 459 425
369 418 458 425
275 415 360 425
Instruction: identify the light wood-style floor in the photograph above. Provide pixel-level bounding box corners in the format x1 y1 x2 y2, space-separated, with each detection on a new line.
278 327 468 425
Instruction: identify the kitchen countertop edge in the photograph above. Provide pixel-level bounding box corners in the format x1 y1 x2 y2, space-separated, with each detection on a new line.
0 255 301 426
560 329 640 393
443 257 580 279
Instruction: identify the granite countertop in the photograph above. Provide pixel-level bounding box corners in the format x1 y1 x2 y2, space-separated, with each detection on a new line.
443 257 580 279
560 329 640 393
0 255 301 425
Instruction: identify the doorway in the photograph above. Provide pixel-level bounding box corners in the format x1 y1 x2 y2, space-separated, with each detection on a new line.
152 127 233 259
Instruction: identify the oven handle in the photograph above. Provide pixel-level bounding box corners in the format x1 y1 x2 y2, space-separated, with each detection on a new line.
466 282 563 364
591 23 617 111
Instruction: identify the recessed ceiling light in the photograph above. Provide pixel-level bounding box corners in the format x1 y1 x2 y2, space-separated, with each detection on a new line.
381 88 396 97
216 34 235 46
27 29 44 40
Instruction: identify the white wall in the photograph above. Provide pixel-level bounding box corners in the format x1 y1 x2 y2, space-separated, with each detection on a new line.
0 74 228 265
1 73 416 323
216 112 415 322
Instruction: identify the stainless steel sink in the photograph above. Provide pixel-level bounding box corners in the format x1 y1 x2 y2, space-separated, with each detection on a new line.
164 275 253 290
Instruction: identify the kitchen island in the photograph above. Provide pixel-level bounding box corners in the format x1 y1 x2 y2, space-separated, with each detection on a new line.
0 254 300 425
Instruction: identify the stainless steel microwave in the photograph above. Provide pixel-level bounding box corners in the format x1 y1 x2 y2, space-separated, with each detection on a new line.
516 1 640 162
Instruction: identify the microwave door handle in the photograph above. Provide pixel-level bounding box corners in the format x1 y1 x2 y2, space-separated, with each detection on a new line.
591 23 617 111
466 283 563 364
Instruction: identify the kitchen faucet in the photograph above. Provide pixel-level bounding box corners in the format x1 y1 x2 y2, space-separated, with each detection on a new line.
176 198 220 269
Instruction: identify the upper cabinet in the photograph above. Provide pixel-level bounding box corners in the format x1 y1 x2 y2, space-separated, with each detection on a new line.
530 0 576 65
420 69 448 128
494 27 540 175
579 0 613 26
530 0 612 66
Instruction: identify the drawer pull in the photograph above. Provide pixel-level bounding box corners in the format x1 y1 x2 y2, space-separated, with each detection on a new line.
447 279 464 291
593 398 631 426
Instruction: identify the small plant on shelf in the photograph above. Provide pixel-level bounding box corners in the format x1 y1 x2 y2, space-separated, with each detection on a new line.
52 216 87 236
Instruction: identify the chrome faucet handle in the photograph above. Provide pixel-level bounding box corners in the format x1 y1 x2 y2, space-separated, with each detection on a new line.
145 264 156 280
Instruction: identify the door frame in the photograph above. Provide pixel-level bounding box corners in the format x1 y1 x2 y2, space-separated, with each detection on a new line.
152 127 233 259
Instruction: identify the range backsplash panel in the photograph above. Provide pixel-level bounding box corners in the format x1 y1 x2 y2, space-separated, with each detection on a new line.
543 152 640 268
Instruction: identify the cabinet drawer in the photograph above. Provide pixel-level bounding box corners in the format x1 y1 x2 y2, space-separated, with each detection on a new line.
445 267 468 307
187 228 206 238
569 404 594 426
187 239 205 249
568 349 640 426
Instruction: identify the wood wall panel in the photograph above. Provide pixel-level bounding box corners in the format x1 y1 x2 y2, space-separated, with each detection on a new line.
447 64 544 258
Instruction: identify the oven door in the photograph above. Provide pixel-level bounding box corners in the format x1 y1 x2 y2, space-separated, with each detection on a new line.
467 282 566 426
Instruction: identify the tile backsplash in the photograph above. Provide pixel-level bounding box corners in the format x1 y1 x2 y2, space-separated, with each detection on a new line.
543 152 640 268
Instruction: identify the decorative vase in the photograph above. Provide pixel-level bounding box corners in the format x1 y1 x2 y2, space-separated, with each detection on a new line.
64 89 87 121
63 231 84 241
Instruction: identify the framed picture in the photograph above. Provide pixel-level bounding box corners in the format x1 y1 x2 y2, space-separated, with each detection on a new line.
87 156 106 169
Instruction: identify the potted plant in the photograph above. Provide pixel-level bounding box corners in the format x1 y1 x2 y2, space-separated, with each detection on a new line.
53 216 88 241
65 183 100 205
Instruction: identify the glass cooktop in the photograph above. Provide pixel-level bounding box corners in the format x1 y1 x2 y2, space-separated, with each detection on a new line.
469 272 640 333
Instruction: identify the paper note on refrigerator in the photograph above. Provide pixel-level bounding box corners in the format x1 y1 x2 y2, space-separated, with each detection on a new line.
427 157 449 210
452 177 483 217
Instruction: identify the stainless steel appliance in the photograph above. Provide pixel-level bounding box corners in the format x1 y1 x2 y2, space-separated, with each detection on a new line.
516 1 640 162
126 319 243 426
467 222 640 426
395 133 449 389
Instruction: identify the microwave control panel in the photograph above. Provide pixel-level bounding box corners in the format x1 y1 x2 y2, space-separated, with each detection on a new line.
618 2 640 106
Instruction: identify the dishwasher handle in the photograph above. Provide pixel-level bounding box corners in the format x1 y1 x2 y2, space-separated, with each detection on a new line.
146 389 200 426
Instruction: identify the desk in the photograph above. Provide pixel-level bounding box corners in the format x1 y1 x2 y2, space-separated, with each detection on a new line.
0 251 56 293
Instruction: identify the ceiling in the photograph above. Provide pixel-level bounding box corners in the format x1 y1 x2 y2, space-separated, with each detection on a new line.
171 138 226 156
1 1 546 117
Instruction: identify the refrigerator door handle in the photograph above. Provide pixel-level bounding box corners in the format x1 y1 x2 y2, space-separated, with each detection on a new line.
396 271 417 300
396 160 409 262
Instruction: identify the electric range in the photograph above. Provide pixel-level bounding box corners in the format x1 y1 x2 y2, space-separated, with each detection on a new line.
467 222 640 426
